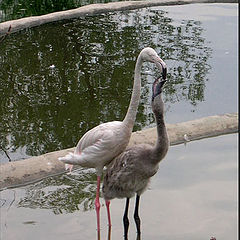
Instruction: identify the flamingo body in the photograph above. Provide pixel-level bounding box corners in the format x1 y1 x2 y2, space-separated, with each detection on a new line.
61 121 130 174
103 144 159 200
58 47 167 239
102 77 169 239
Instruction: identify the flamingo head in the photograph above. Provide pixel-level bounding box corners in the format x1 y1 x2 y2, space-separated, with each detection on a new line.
140 47 167 80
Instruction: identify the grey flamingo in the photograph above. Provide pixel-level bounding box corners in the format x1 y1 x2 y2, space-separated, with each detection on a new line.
102 77 169 239
58 47 167 239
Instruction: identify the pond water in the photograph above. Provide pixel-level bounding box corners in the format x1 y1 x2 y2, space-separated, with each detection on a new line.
0 3 238 163
0 4 238 240
0 133 238 240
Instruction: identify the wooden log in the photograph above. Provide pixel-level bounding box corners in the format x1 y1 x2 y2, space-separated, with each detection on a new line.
0 113 238 190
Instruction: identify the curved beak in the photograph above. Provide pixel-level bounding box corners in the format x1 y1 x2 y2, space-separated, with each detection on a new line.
153 56 167 80
152 77 166 101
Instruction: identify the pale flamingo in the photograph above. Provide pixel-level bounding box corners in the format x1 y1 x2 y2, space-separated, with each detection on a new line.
58 47 167 239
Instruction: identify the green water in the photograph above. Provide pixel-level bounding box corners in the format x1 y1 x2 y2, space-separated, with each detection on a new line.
0 6 212 162
0 4 238 164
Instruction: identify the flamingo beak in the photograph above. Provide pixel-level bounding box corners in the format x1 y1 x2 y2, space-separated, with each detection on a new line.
153 56 167 80
152 78 167 100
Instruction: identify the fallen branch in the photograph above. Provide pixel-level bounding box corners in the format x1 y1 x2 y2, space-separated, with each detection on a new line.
0 113 238 190
0 25 11 43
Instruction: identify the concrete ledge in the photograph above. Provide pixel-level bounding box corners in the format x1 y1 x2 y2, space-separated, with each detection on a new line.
0 0 237 36
0 113 238 190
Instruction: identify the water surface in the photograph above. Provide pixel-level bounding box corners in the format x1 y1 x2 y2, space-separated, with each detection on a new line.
0 133 238 240
0 3 237 163
0 4 238 240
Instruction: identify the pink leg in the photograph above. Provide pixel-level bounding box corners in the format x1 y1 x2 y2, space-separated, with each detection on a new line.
95 176 101 240
105 200 112 227
107 222 112 240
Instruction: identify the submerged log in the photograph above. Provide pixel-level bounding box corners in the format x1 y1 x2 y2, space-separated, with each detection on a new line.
0 113 238 190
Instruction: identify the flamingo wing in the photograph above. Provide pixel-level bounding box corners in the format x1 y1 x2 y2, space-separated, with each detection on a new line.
75 121 125 152
59 121 127 171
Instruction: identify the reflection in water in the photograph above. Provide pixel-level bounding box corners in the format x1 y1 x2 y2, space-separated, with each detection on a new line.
18 168 97 214
0 8 212 162
108 226 112 240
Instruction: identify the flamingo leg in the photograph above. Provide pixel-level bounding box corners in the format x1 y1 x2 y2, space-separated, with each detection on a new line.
95 176 101 240
105 200 112 227
134 195 141 236
123 198 130 240
107 224 112 240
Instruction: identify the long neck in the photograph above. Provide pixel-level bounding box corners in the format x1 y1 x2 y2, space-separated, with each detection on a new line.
152 97 169 163
123 55 142 129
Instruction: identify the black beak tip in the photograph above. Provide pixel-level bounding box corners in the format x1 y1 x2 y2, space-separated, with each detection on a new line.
162 67 167 80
